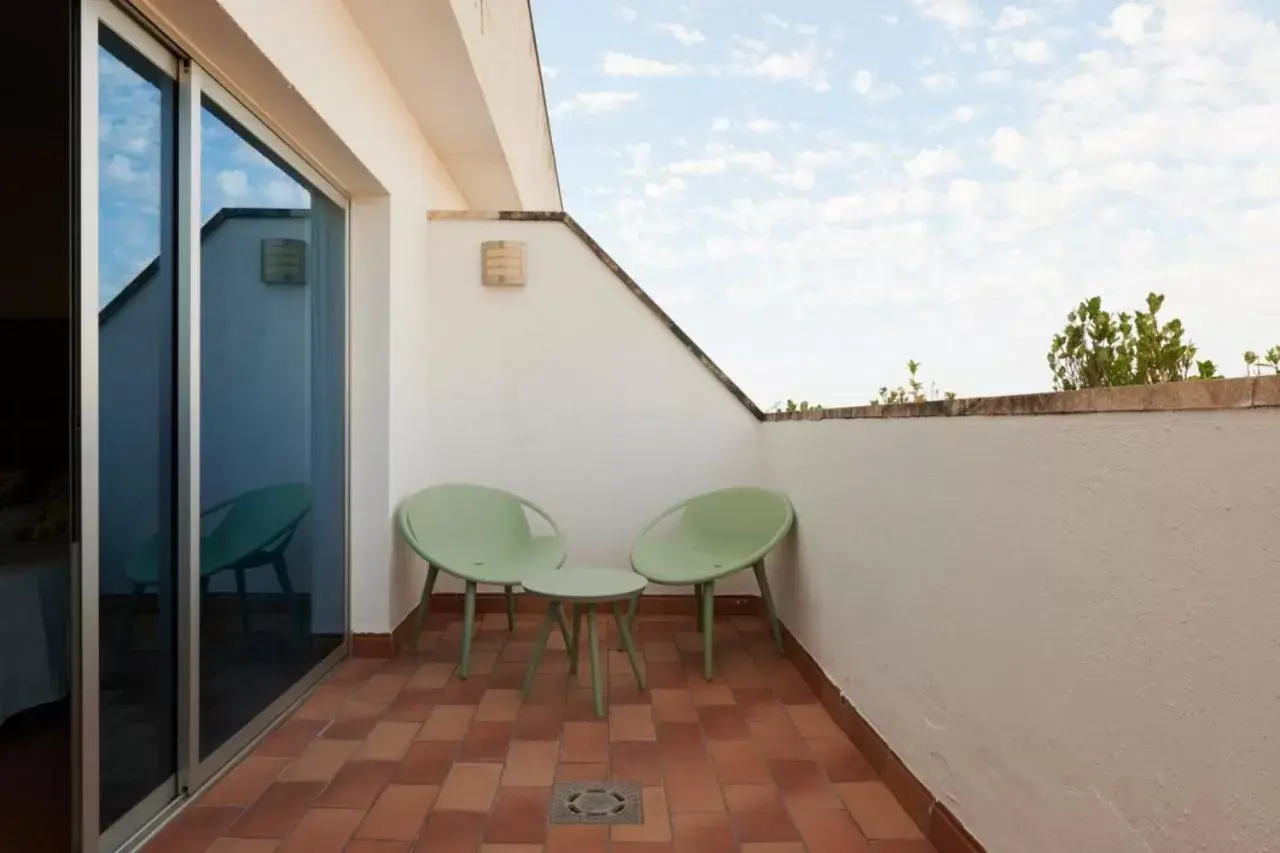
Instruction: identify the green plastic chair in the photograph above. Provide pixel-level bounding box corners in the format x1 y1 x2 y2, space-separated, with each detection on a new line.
119 482 311 661
397 484 568 678
626 487 794 680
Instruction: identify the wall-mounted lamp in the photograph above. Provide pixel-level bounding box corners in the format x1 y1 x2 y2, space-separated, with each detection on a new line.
481 240 527 287
261 238 308 285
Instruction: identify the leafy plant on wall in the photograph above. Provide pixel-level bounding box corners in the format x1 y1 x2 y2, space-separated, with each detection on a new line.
772 399 823 414
871 360 955 405
1046 292 1221 391
1243 347 1280 376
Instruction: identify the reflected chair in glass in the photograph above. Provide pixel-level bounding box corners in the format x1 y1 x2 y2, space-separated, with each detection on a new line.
118 482 312 663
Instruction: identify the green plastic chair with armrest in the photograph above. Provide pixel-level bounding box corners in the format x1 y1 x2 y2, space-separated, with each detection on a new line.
396 483 569 678
626 486 794 680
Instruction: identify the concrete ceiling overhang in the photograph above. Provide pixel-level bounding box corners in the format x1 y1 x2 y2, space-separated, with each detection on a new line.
343 0 526 210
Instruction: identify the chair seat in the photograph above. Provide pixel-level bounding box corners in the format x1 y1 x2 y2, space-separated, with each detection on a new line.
436 535 566 586
631 538 748 585
125 536 238 586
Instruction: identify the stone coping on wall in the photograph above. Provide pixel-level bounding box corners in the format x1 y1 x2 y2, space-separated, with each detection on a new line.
765 374 1280 421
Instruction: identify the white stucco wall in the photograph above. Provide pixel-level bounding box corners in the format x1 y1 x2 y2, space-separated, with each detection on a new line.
414 217 763 613
448 0 561 210
762 411 1280 853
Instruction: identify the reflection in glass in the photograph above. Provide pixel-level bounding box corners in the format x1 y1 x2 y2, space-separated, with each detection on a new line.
0 3 75 850
198 98 346 758
96 28 178 828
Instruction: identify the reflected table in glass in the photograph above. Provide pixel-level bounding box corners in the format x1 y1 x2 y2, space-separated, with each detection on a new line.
520 567 647 717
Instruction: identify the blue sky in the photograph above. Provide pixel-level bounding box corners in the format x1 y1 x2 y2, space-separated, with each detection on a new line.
532 0 1280 407
98 45 308 308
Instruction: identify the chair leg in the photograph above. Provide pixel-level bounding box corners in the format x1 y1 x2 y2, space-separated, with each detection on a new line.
504 585 516 631
410 564 440 653
115 582 147 671
270 554 304 638
587 604 604 717
753 560 784 654
569 604 583 675
613 600 645 690
554 603 572 652
522 600 558 696
701 580 715 681
695 583 706 634
459 581 477 680
234 568 250 635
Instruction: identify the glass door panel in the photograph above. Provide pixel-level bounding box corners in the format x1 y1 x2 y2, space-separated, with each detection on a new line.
94 20 179 835
197 94 346 760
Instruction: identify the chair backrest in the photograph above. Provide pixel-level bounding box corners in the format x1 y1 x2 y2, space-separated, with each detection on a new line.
205 482 312 564
675 487 794 560
398 484 536 570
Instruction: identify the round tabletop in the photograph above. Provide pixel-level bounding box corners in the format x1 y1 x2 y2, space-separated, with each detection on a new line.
522 567 647 603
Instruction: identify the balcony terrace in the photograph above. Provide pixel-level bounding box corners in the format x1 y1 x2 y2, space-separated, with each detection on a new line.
140 209 1280 853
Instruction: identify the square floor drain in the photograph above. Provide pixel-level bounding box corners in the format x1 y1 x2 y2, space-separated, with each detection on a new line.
550 781 644 825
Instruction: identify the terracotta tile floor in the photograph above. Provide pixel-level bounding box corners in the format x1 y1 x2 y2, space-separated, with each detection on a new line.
144 611 936 852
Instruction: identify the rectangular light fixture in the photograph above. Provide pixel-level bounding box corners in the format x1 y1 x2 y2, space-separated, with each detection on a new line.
261 237 308 285
481 240 527 287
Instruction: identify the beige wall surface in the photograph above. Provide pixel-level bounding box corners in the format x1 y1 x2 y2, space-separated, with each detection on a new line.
415 217 763 614
763 410 1280 853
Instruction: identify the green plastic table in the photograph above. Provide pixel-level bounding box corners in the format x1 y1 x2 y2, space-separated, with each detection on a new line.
520 567 647 717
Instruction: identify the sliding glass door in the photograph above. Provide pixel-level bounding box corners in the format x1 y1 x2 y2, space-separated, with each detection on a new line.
196 87 347 768
93 19 179 844
79 2 349 848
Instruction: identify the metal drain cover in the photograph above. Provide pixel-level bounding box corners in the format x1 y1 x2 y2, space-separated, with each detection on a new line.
550 781 644 825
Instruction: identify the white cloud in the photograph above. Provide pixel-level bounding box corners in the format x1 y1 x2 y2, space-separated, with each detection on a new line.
947 178 983 210
104 154 141 186
729 41 831 92
645 177 685 199
745 119 781 133
216 169 248 198
658 22 705 45
1011 39 1055 64
762 13 820 35
853 69 903 101
711 117 732 132
551 91 639 116
921 72 957 92
1103 3 1155 46
913 0 979 28
669 157 728 176
600 52 692 77
990 126 1026 168
541 65 560 80
954 104 977 122
613 5 638 23
904 147 962 180
993 6 1037 30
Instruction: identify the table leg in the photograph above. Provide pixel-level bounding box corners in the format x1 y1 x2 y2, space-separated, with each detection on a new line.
459 581 477 680
701 579 715 681
522 599 558 697
617 592 640 651
587 604 604 717
612 600 645 690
